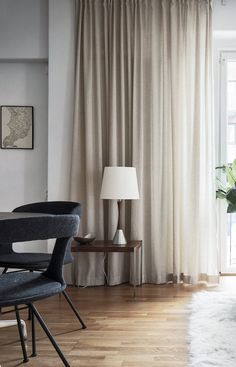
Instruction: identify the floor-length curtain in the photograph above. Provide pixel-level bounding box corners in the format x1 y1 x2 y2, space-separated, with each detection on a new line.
70 0 218 286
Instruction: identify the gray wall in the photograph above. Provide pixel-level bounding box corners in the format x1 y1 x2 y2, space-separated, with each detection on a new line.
0 0 49 214
0 0 76 209
0 0 48 60
48 0 75 202
0 0 76 254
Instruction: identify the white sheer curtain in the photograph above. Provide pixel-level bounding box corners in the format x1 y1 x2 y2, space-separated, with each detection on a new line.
70 0 218 286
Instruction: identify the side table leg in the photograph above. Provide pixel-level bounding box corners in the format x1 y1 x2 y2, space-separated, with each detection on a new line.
104 252 108 285
133 247 137 298
140 244 143 285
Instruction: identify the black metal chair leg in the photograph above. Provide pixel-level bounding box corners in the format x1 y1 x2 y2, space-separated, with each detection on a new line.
31 309 37 357
1 268 8 312
62 290 86 329
15 306 29 363
27 270 33 320
29 304 70 367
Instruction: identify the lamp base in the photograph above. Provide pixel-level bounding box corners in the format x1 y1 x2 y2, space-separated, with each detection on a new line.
113 229 127 245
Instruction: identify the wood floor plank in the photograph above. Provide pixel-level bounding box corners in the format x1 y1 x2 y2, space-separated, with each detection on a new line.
0 280 230 367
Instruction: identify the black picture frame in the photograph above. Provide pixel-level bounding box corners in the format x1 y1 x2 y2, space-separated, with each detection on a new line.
0 106 34 149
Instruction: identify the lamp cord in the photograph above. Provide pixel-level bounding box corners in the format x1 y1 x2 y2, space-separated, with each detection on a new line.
81 253 108 288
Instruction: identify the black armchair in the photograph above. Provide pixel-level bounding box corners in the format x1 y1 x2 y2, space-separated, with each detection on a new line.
0 201 86 329
0 210 79 366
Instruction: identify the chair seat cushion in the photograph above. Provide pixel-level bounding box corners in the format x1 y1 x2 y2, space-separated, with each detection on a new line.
0 251 72 269
0 253 52 270
0 272 65 307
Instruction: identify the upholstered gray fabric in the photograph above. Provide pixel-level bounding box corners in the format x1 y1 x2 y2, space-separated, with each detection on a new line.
0 253 51 270
0 213 79 244
0 206 81 366
0 271 65 307
0 202 82 268
13 201 82 217
0 211 80 306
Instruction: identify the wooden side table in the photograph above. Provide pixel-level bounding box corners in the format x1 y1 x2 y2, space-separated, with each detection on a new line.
71 240 142 297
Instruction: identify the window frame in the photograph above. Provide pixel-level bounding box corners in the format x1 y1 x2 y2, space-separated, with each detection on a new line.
219 51 236 274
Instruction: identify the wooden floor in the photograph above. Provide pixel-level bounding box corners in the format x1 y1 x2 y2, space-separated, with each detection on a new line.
0 278 233 367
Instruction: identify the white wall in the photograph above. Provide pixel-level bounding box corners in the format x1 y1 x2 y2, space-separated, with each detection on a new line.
213 0 236 32
48 0 75 201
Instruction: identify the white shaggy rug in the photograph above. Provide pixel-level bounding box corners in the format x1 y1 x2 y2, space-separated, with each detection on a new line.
189 292 236 367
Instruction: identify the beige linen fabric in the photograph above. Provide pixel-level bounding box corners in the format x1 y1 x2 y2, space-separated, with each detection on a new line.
70 0 218 286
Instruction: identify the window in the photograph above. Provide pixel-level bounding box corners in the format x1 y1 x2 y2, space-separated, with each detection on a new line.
227 60 236 160
219 52 236 273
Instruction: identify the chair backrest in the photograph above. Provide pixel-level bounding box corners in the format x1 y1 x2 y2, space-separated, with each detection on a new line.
0 211 80 284
43 215 80 284
12 201 82 264
0 201 82 263
13 201 82 217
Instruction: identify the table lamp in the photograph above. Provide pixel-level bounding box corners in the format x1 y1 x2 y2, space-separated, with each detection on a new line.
100 166 139 245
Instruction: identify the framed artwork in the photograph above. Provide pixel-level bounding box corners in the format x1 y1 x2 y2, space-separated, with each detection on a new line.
0 106 34 149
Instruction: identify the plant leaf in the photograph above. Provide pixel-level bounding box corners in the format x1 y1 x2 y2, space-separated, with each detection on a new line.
225 166 236 186
227 203 236 213
215 165 226 170
216 177 229 193
226 187 236 205
216 190 226 199
231 159 236 181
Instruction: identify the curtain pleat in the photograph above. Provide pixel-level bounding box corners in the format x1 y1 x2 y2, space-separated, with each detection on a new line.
70 0 218 286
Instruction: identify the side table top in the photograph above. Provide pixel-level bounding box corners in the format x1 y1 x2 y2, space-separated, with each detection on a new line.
71 240 142 252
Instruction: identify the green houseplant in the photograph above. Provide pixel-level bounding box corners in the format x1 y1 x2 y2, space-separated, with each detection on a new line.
216 159 236 213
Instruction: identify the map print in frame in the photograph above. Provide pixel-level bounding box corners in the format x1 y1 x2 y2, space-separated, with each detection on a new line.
1 106 34 149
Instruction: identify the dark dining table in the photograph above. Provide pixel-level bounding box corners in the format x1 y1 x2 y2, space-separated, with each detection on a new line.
0 211 75 334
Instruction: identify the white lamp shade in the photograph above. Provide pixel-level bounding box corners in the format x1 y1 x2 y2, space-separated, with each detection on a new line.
100 167 139 200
